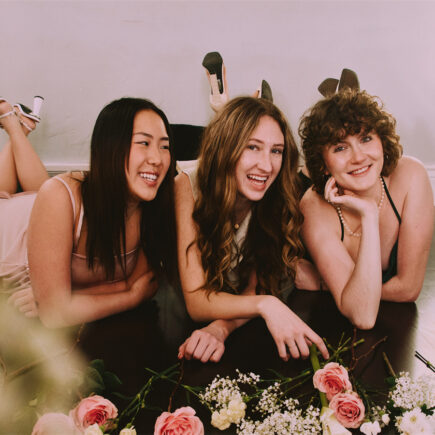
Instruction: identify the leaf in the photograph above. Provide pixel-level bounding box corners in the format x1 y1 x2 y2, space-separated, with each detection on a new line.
84 367 105 392
384 376 396 387
103 372 123 392
90 359 105 374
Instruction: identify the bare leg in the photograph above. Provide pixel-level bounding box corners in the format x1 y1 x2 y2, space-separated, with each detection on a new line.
0 101 48 192
0 142 18 193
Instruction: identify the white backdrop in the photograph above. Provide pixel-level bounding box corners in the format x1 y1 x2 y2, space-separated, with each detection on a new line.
1 0 434 170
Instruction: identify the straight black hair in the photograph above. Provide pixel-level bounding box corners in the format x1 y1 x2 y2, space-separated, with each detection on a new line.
81 97 177 283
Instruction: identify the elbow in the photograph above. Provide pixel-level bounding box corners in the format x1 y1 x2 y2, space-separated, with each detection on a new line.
351 316 377 330
38 304 69 329
345 308 378 330
184 300 207 323
396 292 419 303
39 312 66 329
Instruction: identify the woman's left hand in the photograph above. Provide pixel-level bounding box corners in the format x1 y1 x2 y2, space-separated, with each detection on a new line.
7 287 39 318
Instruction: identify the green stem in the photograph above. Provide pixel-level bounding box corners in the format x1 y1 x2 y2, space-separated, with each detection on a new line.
382 352 396 378
310 344 328 408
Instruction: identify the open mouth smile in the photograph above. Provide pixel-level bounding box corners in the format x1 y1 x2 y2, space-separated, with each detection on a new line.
247 174 269 185
139 172 159 184
348 165 371 176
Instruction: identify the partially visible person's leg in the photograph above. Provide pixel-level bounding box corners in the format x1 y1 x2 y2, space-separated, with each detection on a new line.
0 99 48 192
0 142 18 193
202 51 229 113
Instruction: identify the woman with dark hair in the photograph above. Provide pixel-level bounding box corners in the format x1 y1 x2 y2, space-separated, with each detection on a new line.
1 97 177 327
299 87 434 329
176 96 329 363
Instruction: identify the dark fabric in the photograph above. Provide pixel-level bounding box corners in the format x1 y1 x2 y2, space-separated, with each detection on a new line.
170 124 204 161
298 170 312 196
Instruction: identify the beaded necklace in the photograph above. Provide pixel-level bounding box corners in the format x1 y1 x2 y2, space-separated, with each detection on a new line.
336 176 385 238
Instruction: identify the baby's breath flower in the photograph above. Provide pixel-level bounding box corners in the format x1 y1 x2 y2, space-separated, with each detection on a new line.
390 372 435 411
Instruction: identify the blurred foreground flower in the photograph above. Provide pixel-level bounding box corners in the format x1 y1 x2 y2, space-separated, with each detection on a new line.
0 299 86 434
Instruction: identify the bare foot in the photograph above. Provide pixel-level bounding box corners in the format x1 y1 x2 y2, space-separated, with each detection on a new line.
0 100 21 132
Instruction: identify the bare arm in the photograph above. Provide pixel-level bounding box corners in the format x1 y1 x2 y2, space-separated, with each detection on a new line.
381 158 434 301
175 172 328 360
28 178 156 328
178 273 257 362
301 180 382 330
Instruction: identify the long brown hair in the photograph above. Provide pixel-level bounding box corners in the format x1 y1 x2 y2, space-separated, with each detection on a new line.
193 97 303 296
82 98 177 283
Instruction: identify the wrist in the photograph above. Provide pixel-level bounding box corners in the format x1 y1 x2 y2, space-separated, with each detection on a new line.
256 294 277 319
209 319 232 341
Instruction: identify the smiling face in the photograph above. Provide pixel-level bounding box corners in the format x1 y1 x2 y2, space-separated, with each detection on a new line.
322 131 384 193
234 115 284 204
125 110 171 203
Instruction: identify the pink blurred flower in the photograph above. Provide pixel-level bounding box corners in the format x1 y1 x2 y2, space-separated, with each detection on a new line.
32 412 80 435
329 391 365 429
154 406 204 435
313 362 353 401
70 395 118 431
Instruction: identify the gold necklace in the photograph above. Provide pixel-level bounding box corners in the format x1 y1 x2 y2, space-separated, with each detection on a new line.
335 176 385 238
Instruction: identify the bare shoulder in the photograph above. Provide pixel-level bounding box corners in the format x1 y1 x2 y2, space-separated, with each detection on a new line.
174 172 194 206
33 174 78 219
391 156 429 181
389 156 432 194
300 187 334 218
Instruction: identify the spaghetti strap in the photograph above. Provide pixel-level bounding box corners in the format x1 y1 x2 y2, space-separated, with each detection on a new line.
339 214 344 241
381 177 401 223
52 176 76 217
52 176 83 247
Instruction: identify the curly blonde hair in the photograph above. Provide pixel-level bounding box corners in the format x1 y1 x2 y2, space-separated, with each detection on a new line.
193 97 303 297
299 89 403 194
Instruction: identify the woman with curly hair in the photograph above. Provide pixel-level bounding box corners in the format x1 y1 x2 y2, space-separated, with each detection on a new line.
175 96 329 363
299 86 433 329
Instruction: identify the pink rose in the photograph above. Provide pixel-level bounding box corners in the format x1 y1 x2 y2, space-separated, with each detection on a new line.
329 391 365 429
32 412 80 435
313 362 352 400
154 406 204 435
70 395 118 431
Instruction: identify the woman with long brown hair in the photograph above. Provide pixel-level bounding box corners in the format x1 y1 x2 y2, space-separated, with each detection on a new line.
176 96 328 363
1 97 177 327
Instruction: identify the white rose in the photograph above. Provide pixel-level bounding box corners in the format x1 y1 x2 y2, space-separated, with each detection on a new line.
227 399 246 424
360 421 381 435
211 409 231 430
120 427 137 435
381 414 390 425
84 423 103 435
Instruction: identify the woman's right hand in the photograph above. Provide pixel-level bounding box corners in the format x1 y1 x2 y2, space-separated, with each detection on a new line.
258 295 329 361
324 176 378 218
178 322 227 363
7 287 39 318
